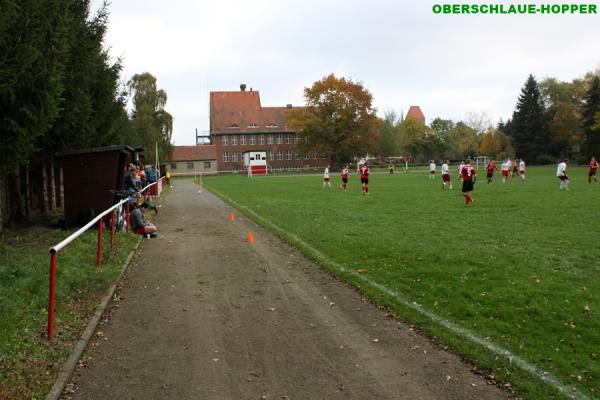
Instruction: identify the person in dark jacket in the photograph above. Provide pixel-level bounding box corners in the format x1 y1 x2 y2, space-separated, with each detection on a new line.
130 202 157 237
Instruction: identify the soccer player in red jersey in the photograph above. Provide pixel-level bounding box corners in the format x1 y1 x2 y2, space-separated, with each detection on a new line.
461 159 476 206
341 164 349 190
589 157 599 183
486 159 497 184
360 162 370 195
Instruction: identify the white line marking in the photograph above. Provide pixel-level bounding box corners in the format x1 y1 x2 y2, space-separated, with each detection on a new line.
209 187 591 400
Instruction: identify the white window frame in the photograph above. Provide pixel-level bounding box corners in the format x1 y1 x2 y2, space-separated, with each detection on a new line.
268 134 273 144
277 134 283 144
286 150 292 160
286 134 293 144
259 135 265 145
249 135 256 145
240 135 247 145
222 135 228 146
268 151 274 161
231 135 238 145
277 150 283 160
223 151 229 163
232 152 238 162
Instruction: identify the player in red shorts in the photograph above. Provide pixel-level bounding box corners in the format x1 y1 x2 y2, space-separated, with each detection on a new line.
589 157 599 183
441 160 452 189
461 159 476 206
341 164 349 190
486 159 497 184
360 162 370 195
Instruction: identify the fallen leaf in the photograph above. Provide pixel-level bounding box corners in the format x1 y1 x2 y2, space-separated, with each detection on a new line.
356 268 368 273
212 358 219 362
385 312 397 319
266 307 275 312
372 338 379 343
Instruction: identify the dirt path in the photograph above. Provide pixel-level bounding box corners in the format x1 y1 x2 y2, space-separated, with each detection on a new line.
66 178 510 400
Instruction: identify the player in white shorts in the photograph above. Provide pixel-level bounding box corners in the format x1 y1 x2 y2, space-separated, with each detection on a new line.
429 160 436 180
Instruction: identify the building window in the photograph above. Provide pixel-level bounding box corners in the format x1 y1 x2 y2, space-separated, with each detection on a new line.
171 163 177 169
314 150 318 159
266 123 279 128
286 134 293 144
304 137 309 144
249 135 256 145
204 161 211 169
304 152 309 160
259 135 264 145
240 135 247 145
277 150 283 160
277 134 283 144
228 124 239 129
223 152 229 163
295 135 301 144
248 123 259 129
268 151 274 161
232 152 238 162
231 135 237 145
295 150 301 160
187 162 194 169
222 135 228 146
286 150 292 160
268 134 273 145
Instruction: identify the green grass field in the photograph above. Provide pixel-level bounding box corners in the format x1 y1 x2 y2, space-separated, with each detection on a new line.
202 166 599 400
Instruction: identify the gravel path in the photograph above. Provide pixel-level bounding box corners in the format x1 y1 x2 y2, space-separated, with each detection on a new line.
65 178 510 400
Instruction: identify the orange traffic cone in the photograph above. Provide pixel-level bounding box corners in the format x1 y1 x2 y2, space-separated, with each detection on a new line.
229 212 235 221
247 231 254 245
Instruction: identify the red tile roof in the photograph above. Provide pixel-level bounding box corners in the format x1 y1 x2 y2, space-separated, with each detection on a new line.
171 145 217 161
210 90 296 134
406 106 425 124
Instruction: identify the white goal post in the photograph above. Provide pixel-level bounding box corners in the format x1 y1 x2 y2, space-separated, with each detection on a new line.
475 156 488 171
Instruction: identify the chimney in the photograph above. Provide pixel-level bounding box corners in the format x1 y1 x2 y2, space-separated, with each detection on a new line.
240 84 246 91
286 104 292 108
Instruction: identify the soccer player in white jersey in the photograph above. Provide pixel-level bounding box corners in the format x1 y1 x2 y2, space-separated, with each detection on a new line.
429 160 436 180
457 161 465 181
557 159 569 190
441 160 452 189
501 160 510 183
519 159 526 180
323 165 331 188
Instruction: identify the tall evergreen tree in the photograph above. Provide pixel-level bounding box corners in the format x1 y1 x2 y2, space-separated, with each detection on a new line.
0 0 70 178
509 75 550 163
582 76 600 157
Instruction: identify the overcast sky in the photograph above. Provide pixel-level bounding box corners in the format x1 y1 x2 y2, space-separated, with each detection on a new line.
92 0 600 145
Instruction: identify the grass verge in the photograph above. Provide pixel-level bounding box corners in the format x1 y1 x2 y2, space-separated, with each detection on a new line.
0 186 169 399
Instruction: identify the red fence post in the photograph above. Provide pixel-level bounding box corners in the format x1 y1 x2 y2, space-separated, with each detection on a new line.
97 219 104 271
110 209 116 255
48 251 57 340
126 201 130 233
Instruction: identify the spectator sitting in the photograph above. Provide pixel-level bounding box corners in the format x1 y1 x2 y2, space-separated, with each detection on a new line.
130 202 157 238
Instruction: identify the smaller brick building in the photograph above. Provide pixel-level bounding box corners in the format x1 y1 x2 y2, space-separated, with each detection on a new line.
170 145 217 175
405 106 426 125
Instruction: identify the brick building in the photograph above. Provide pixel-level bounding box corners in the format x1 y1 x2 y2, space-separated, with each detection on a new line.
210 85 328 172
405 105 426 125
